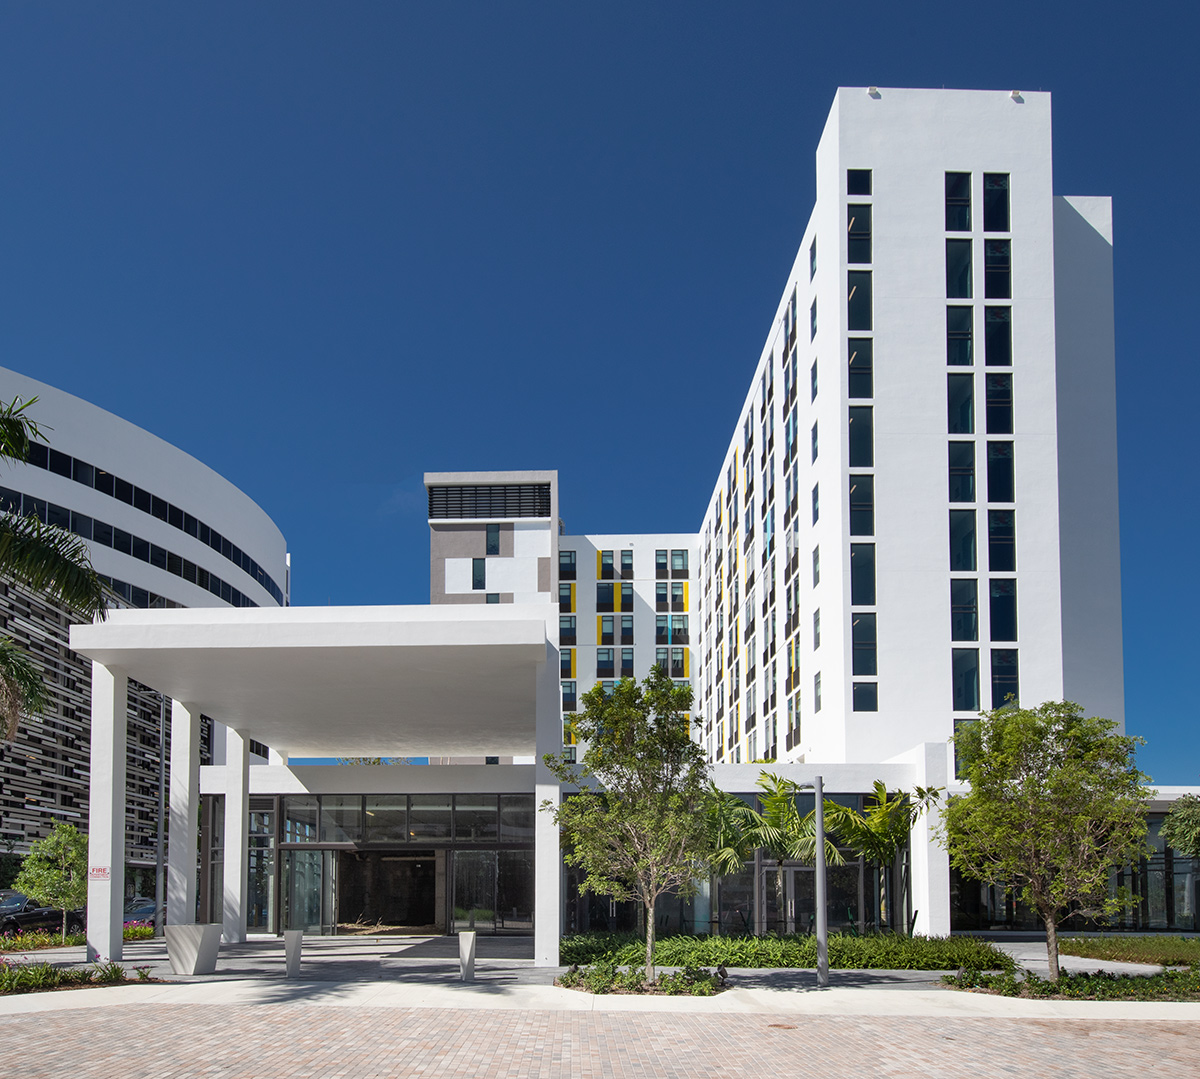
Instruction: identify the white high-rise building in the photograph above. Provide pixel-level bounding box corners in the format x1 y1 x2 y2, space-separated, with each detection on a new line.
696 87 1122 767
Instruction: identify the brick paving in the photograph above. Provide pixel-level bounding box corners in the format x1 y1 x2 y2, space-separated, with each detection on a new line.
3 1004 1196 1078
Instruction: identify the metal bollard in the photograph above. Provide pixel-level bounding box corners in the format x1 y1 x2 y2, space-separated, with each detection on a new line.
459 930 476 982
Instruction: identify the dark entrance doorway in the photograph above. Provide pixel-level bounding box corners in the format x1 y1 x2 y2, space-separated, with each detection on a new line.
337 850 436 929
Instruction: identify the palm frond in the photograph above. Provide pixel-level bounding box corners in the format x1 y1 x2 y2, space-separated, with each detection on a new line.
0 636 47 741
0 396 46 466
0 513 107 619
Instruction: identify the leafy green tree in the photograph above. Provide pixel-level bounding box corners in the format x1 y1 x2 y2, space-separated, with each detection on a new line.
0 397 107 743
942 700 1152 979
1160 794 1200 859
543 667 711 982
334 756 415 765
13 822 88 942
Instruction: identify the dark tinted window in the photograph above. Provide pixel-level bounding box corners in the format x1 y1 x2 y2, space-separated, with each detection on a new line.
987 442 1015 502
983 174 1010 232
986 374 1013 434
985 307 1012 365
848 338 873 398
849 475 874 536
985 240 1011 299
948 442 975 502
989 580 1017 641
947 306 973 366
991 649 1019 707
952 649 980 711
951 579 978 641
949 510 976 571
848 407 873 467
850 544 876 606
945 172 971 231
486 524 500 555
987 510 1016 571
852 682 878 712
946 240 973 299
472 558 486 590
948 374 974 433
847 271 872 331
852 613 877 675
847 169 872 195
848 204 872 264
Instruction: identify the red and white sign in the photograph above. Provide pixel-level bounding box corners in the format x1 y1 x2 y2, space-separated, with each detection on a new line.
87 866 110 881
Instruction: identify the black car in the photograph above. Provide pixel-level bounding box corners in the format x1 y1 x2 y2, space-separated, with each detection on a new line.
0 890 84 936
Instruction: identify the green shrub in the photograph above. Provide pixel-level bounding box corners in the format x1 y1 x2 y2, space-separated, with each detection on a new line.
557 959 720 995
0 956 128 994
123 923 155 941
944 964 1200 1001
1058 936 1200 967
0 929 86 952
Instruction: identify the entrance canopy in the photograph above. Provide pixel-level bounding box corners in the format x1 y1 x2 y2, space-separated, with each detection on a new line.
70 604 555 758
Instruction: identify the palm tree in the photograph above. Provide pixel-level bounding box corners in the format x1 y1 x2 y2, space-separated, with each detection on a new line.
0 396 107 741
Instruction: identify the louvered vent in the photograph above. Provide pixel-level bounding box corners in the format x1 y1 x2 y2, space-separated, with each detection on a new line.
427 483 552 519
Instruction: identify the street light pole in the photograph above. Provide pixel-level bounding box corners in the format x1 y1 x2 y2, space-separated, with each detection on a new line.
154 694 167 937
813 774 828 988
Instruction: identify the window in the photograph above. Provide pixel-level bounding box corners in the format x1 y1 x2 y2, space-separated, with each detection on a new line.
848 338 873 398
952 649 980 711
486 524 500 556
814 671 823 711
983 173 1010 232
561 681 576 710
848 270 872 331
985 307 1011 366
486 593 500 604
559 582 574 612
656 581 668 610
559 550 576 580
596 583 614 612
945 172 971 231
850 543 876 605
946 240 973 299
812 546 820 586
948 374 974 434
949 510 977 571
985 374 1013 434
809 238 817 279
561 649 573 677
811 483 820 524
810 360 818 401
948 442 975 502
597 648 615 676
987 442 1015 502
620 582 633 612
560 615 577 645
600 615 614 644
852 613 877 675
671 581 685 610
985 240 1011 299
671 647 685 678
671 549 688 575
988 510 1016 572
848 204 872 264
600 550 614 579
990 580 1017 641
672 614 688 642
656 647 669 673
847 169 871 195
656 614 670 643
472 558 486 590
811 421 819 462
620 549 633 578
947 306 973 366
848 406 873 466
951 579 978 641
849 475 874 536
656 549 668 578
813 608 821 649
621 614 634 641
852 682 878 712
991 649 1019 706
621 647 634 675
810 299 818 340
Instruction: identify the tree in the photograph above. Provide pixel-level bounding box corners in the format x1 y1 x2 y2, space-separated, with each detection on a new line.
13 821 88 942
824 781 941 933
942 700 1152 979
1160 794 1200 859
0 396 107 743
335 756 415 765
543 667 712 982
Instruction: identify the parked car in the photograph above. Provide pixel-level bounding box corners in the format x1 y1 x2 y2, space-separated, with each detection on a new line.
123 896 163 923
0 890 84 936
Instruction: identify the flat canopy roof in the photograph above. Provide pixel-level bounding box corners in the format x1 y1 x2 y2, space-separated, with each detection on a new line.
70 604 554 758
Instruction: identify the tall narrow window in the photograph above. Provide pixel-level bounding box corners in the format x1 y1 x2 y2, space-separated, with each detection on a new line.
810 360 818 401
559 550 577 580
810 299 818 340
946 240 973 299
811 483 819 525
848 406 873 467
947 306 973 366
621 614 634 641
983 174 1010 232
621 647 634 675
812 545 820 586
848 271 873 331
559 582 574 612
991 649 1019 706
985 307 1012 366
987 442 1015 502
949 510 977 571
948 442 975 502
849 475 875 536
601 615 615 644
985 240 1012 299
813 608 821 650
655 549 668 578
486 524 500 555
951 579 978 641
989 580 1018 641
814 671 823 712
811 421 819 463
596 583 614 612
986 374 1013 434
852 613 877 675
600 550 614 579
472 558 486 590
620 582 634 612
847 169 871 195
848 204 872 264
987 510 1016 572
848 338 873 397
809 238 817 279
620 549 633 578
560 615 576 644
947 374 974 434
945 172 971 231
952 649 980 711
850 543 876 606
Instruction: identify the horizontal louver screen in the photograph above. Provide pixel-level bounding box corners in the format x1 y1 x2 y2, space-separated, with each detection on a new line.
428 484 552 519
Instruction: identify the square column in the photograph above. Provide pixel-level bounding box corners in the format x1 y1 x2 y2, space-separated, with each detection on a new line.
533 642 563 967
909 741 952 936
222 726 250 943
168 700 201 925
86 662 127 963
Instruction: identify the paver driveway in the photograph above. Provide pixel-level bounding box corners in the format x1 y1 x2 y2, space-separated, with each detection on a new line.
3 1003 1195 1079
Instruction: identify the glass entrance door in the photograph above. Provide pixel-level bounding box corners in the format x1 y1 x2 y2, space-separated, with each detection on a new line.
452 850 497 933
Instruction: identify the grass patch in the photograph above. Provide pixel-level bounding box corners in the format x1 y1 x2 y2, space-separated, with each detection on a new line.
1058 936 1200 967
560 931 1013 972
558 961 722 996
944 965 1200 1001
0 957 136 995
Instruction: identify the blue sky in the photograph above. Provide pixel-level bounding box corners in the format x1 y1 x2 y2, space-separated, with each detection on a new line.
1 3 1195 782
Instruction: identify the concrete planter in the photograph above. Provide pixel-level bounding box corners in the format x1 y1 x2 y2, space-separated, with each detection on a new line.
165 923 222 975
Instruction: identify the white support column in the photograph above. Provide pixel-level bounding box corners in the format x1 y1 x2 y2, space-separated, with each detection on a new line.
267 748 288 766
533 642 563 967
168 700 201 925
222 726 250 943
909 741 952 936
86 662 127 963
